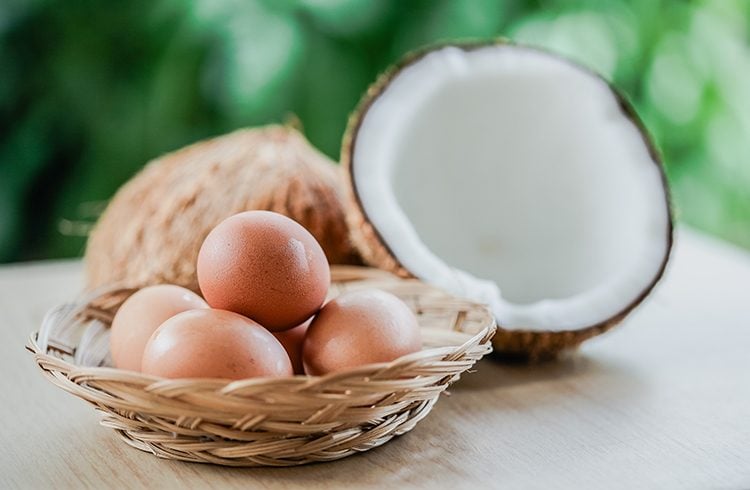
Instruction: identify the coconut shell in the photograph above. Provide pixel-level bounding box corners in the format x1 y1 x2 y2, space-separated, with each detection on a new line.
340 42 673 361
85 125 361 293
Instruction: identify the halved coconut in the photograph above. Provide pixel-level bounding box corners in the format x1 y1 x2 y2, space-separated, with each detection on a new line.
342 43 673 360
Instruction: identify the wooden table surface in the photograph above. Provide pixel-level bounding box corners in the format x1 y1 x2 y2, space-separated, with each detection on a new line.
2 228 749 489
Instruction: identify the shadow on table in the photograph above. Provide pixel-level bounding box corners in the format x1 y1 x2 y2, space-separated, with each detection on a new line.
175 416 475 488
450 350 637 393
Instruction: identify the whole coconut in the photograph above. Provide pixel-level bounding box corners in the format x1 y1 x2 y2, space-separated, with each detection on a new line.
85 125 360 293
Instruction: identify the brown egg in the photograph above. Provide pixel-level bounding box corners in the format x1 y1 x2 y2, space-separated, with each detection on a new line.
197 211 330 332
273 320 309 374
110 285 208 371
141 309 293 379
303 289 422 375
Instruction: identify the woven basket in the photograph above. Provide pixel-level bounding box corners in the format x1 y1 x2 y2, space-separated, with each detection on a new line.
27 266 495 467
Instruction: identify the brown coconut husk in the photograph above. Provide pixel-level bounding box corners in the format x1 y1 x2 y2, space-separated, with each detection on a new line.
85 125 361 293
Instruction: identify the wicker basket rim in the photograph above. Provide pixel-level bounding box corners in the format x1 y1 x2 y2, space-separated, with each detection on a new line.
27 322 494 387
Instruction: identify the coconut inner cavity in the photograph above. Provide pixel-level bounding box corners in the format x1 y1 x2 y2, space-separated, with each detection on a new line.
352 45 670 331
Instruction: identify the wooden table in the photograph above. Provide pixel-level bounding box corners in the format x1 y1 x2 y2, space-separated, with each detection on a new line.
2 228 748 489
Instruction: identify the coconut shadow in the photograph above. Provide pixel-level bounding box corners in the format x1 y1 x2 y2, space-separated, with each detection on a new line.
449 351 643 393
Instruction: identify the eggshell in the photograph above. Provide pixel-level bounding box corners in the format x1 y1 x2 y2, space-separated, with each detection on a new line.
110 285 208 371
197 211 330 332
141 309 293 379
273 320 309 374
302 289 422 375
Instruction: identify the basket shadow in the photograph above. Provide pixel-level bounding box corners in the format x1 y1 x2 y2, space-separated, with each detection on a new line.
177 415 476 487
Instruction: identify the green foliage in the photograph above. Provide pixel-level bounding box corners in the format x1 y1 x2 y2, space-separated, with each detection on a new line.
1 0 749 261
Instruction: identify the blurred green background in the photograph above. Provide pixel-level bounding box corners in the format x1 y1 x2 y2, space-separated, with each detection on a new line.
1 0 749 263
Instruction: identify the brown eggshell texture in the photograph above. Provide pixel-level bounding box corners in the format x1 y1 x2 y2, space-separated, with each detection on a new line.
110 285 208 371
141 309 293 379
273 320 309 375
197 211 330 331
303 289 422 376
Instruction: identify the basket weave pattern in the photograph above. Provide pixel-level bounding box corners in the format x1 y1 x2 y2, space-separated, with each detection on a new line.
28 267 495 467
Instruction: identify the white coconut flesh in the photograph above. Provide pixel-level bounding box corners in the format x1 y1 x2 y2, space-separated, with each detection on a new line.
351 45 671 332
